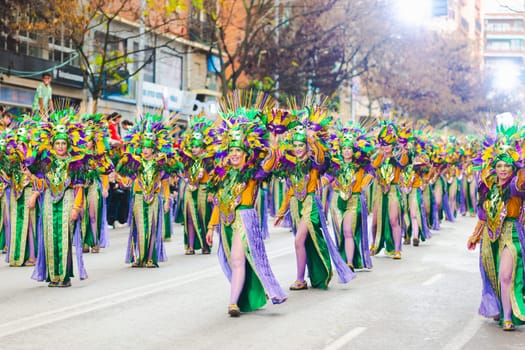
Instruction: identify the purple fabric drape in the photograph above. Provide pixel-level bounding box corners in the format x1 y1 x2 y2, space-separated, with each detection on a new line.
125 195 135 263
73 219 88 280
3 187 11 263
459 179 466 215
241 209 287 304
431 185 440 230
31 197 45 281
155 198 167 262
314 195 356 284
418 189 432 239
360 192 373 269
98 181 109 248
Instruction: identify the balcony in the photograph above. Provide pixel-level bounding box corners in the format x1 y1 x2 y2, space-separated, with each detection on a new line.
188 19 216 45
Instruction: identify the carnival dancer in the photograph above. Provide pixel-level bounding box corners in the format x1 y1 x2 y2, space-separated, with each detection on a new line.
266 109 294 228
0 129 13 254
431 141 454 223
80 114 112 253
31 110 88 287
400 142 432 247
116 113 171 268
460 138 479 217
442 137 460 220
327 122 374 270
6 121 42 267
467 113 525 331
275 104 355 290
178 116 214 255
370 121 408 259
206 93 287 317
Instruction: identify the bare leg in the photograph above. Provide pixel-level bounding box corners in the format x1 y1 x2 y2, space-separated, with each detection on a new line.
389 200 402 252
371 203 379 244
499 247 514 322
89 196 98 246
229 230 246 304
186 207 195 250
409 194 419 244
434 182 443 220
342 212 355 265
448 181 457 217
27 220 36 261
294 220 310 282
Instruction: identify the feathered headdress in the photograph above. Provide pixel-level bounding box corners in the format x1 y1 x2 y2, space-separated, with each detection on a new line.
377 121 398 146
81 113 110 156
330 120 374 167
181 115 213 151
473 112 521 170
266 109 293 135
123 113 172 155
208 91 270 179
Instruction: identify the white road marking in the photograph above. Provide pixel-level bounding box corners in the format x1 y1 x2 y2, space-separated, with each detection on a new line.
442 315 484 350
323 327 367 350
422 273 443 286
0 247 293 338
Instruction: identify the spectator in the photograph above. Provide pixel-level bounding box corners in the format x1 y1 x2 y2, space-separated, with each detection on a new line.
121 119 134 138
32 72 54 116
107 112 123 148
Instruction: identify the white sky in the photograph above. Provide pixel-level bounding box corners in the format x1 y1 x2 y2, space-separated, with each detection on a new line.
395 0 431 25
484 0 525 13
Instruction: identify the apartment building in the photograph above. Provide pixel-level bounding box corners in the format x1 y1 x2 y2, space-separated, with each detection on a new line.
0 1 221 120
483 0 525 80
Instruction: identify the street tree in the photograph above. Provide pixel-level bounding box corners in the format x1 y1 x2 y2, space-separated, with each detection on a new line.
363 28 485 124
1 0 196 111
247 0 392 102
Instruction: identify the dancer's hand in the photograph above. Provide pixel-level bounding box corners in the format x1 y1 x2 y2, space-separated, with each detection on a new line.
164 201 170 213
71 208 80 221
206 229 213 246
28 192 39 209
467 239 477 251
274 214 283 227
102 189 109 198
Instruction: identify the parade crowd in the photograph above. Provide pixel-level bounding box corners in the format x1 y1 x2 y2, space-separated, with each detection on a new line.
0 91 523 332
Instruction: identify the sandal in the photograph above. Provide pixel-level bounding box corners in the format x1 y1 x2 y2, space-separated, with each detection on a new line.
91 245 100 253
392 251 402 260
289 280 308 290
131 261 142 268
57 281 71 288
503 321 515 331
25 258 36 267
412 238 419 247
228 304 241 317
347 263 355 272
145 260 157 268
48 282 59 288
185 248 195 255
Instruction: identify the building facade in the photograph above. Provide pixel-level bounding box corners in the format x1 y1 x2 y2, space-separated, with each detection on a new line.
0 1 221 121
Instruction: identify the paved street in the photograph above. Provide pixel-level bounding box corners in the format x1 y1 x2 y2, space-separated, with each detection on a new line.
0 215 523 350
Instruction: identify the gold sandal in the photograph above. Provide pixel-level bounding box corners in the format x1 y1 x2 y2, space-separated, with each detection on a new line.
289 280 308 290
228 303 241 317
503 321 515 331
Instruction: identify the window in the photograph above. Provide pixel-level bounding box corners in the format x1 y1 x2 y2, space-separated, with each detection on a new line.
49 32 79 66
132 42 155 83
156 50 182 89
